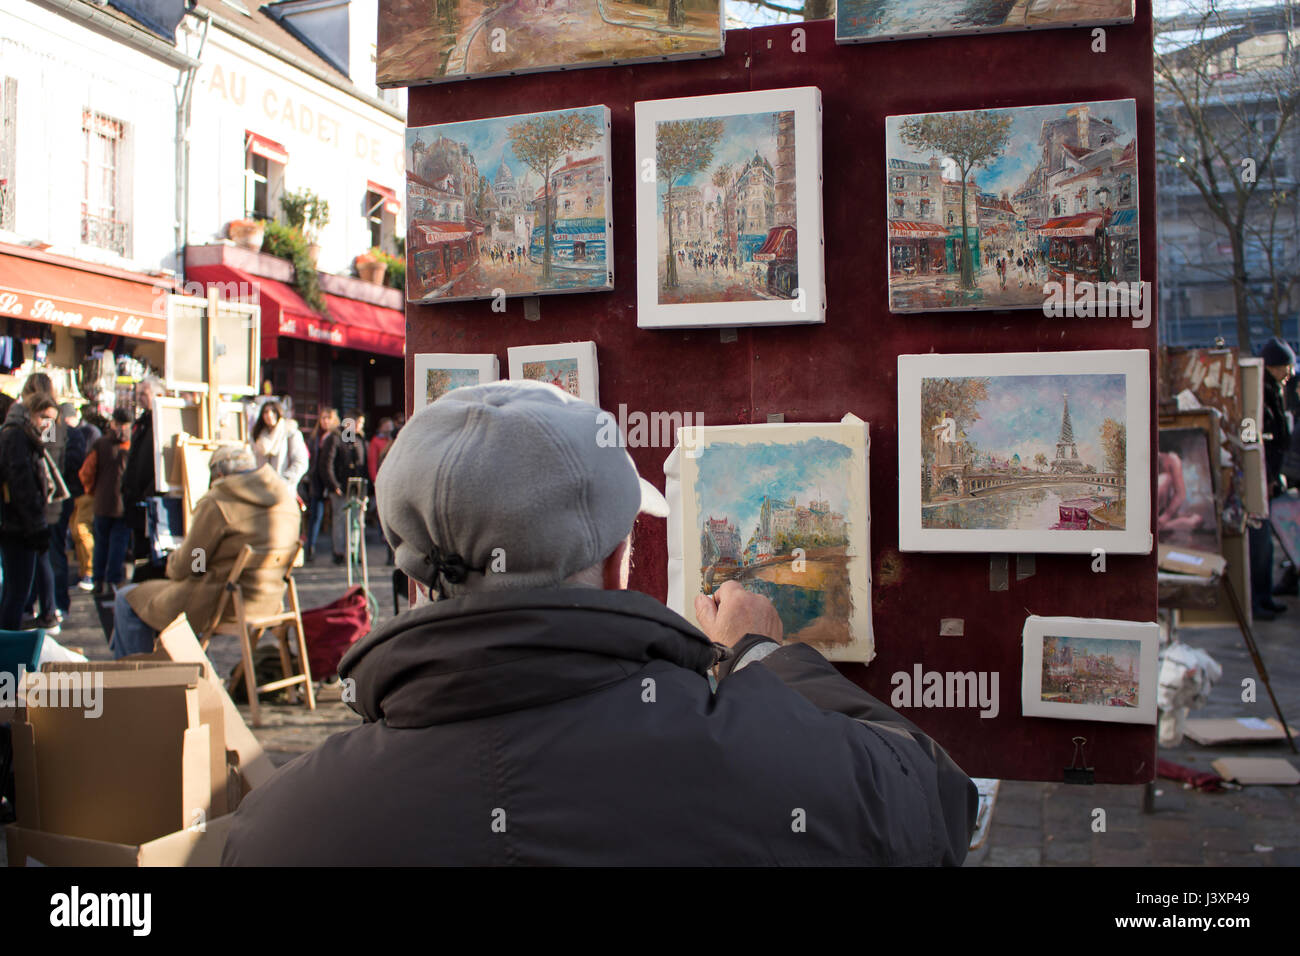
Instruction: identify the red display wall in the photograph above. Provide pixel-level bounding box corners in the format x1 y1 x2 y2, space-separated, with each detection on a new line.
406 10 1159 783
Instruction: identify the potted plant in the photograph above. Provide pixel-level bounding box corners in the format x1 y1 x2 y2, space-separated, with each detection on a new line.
355 249 387 285
279 189 330 265
227 218 265 251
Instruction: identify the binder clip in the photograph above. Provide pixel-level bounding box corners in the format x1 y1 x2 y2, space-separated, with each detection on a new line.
1064 736 1095 785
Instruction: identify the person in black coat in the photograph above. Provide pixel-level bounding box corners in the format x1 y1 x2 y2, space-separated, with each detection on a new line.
223 382 977 866
318 409 366 565
0 392 61 631
1250 337 1296 619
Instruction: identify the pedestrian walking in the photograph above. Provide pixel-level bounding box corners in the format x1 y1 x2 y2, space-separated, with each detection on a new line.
79 408 134 598
251 400 309 490
0 391 62 632
305 407 340 562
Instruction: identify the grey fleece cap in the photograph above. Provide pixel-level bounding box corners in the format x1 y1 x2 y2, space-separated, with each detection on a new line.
378 379 668 596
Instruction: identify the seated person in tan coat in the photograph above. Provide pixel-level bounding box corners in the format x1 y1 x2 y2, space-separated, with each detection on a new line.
110 445 302 658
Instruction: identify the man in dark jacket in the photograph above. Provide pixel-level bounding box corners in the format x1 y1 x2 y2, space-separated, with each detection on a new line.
1250 337 1296 618
223 382 976 866
318 410 366 564
119 377 160 577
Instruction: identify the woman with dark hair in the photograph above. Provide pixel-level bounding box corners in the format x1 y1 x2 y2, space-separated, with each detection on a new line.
252 400 309 489
0 391 62 631
305 407 340 562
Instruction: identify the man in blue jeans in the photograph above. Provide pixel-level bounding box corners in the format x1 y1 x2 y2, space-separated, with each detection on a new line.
79 409 133 597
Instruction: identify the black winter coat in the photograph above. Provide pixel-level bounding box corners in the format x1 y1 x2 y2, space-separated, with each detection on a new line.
63 422 101 498
121 409 155 506
223 588 977 866
1262 373 1291 493
0 402 50 547
314 430 365 495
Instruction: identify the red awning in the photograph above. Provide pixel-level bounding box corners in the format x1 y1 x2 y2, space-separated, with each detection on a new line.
752 225 797 261
246 131 289 165
1035 214 1103 238
889 220 949 238
0 244 171 340
415 223 473 244
186 263 403 359
367 180 400 215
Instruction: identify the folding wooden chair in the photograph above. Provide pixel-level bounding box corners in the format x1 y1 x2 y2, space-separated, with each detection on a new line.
198 543 315 727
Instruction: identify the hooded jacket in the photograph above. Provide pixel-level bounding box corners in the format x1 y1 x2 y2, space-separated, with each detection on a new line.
222 588 977 866
0 400 50 544
126 464 301 632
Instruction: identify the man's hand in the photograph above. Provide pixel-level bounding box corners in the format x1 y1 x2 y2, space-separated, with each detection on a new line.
694 580 783 648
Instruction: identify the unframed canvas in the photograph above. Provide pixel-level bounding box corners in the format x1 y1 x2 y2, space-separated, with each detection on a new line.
837 0 1134 45
664 416 873 662
506 341 599 407
885 99 1139 313
1156 425 1221 557
376 0 725 87
1021 616 1159 725
406 106 612 304
412 353 500 413
635 87 825 329
898 349 1151 554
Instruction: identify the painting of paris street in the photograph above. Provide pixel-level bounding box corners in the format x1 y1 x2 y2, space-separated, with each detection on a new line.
838 0 1133 45
406 106 612 304
885 99 1139 312
677 419 873 661
1039 635 1142 708
636 88 824 328
376 0 724 87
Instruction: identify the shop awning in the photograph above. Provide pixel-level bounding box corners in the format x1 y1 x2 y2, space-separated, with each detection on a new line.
186 263 403 359
415 223 473 244
888 220 948 238
752 225 797 261
1108 208 1137 228
1035 214 1104 238
0 243 171 341
367 180 400 215
246 131 289 165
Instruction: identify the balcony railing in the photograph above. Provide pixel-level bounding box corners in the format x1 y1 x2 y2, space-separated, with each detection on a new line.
81 210 129 257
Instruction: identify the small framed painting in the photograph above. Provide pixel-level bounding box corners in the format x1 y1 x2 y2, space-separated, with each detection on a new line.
837 0 1133 45
897 349 1151 554
407 106 612 304
412 353 500 413
634 87 825 329
507 341 599 407
1021 616 1159 725
663 415 873 663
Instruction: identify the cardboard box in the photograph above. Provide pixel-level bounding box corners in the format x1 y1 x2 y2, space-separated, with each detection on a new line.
1158 544 1227 578
1211 757 1300 786
12 663 212 846
5 813 234 866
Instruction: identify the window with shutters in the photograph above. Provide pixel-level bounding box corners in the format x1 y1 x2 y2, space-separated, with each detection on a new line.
1 78 16 231
81 109 130 257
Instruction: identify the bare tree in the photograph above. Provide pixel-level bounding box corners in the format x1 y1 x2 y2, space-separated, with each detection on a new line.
1156 1 1300 351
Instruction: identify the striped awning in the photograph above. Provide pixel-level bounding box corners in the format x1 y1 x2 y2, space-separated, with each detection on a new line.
889 220 948 239
1036 214 1103 238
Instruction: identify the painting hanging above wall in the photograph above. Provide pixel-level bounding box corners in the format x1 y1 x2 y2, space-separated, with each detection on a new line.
898 349 1151 554
837 0 1133 45
635 87 825 329
885 98 1139 313
376 0 725 87
406 106 612 304
412 353 500 414
507 341 599 406
1021 616 1159 725
663 416 873 662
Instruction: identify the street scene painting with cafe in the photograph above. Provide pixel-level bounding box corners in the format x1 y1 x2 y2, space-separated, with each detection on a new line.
885 99 1139 311
921 373 1128 532
1040 635 1142 708
655 110 799 304
696 437 854 646
406 106 611 302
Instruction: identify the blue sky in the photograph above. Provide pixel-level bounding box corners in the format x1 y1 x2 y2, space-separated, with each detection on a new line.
656 111 783 207
935 374 1127 470
407 106 605 184
886 101 1137 200
696 436 853 540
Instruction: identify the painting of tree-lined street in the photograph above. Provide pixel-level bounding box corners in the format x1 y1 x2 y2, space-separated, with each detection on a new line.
377 0 724 86
921 373 1128 532
838 0 1133 44
654 109 799 304
885 99 1139 312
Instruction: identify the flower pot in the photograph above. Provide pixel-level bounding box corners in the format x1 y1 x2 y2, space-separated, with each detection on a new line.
228 220 265 251
307 243 321 267
357 259 388 285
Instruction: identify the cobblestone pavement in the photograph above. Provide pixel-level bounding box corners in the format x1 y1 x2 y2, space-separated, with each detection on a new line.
8 526 1298 866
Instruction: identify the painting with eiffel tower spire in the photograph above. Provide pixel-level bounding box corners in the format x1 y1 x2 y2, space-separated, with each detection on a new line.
897 349 1152 554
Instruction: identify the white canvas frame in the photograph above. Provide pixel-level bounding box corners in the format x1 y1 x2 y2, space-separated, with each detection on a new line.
663 415 873 663
406 106 613 305
507 341 599 407
1021 615 1159 725
412 353 500 414
836 0 1133 45
897 349 1152 554
635 87 825 329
